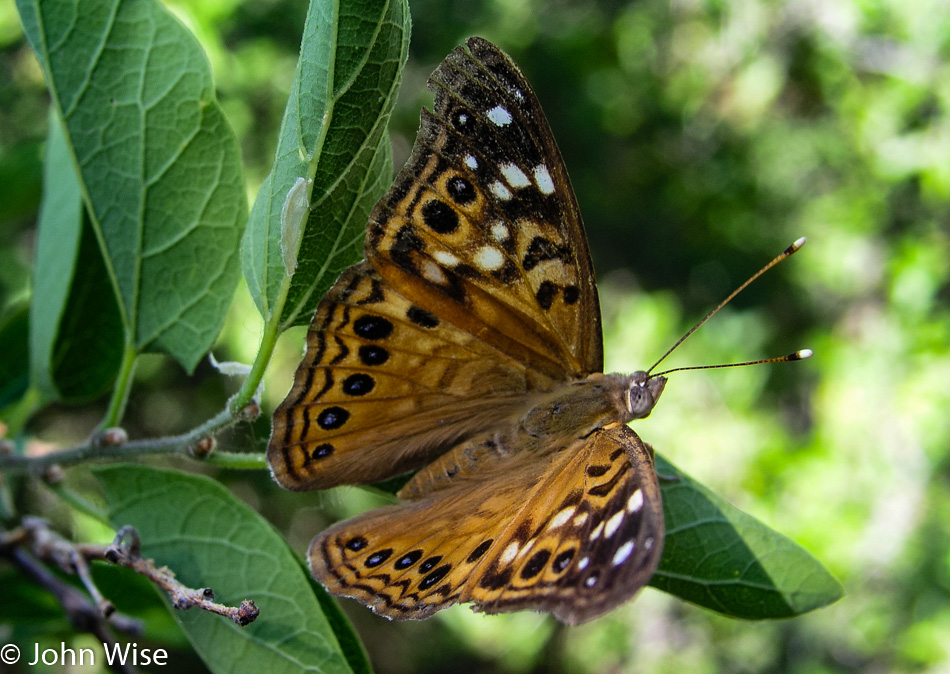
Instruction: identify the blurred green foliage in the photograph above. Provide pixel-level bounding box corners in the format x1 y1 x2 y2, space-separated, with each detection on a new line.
2 0 949 672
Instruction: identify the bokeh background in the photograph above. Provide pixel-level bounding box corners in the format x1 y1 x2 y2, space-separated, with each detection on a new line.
2 0 949 672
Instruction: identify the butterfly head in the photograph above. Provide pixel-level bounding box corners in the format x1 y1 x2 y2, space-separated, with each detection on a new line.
623 372 666 421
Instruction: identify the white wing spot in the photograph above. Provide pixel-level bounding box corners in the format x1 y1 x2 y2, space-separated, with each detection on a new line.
585 575 598 588
548 506 576 530
421 261 447 284
645 537 655 551
487 105 512 126
490 181 512 201
604 510 625 538
500 541 519 564
612 540 636 566
577 556 589 570
501 163 530 188
474 245 505 271
589 521 604 541
573 512 589 527
491 222 509 241
433 250 460 266
533 164 555 195
464 154 478 170
627 489 644 513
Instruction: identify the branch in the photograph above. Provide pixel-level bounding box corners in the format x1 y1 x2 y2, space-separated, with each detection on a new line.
3 519 259 629
0 400 263 475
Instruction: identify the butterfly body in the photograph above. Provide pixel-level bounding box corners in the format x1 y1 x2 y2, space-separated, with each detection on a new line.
398 371 665 500
269 38 668 624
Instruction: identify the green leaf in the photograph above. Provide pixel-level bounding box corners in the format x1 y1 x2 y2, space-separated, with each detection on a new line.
17 0 247 372
241 0 410 328
306 563 373 674
30 111 123 402
94 465 354 674
650 454 844 619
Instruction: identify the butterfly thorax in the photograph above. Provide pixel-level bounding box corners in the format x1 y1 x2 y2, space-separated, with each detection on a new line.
519 372 666 439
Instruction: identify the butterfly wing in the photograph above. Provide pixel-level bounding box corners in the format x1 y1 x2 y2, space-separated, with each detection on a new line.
367 37 603 379
310 425 663 624
270 38 607 490
269 261 538 490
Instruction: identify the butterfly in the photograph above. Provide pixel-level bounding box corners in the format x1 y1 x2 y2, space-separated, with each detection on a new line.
268 37 667 625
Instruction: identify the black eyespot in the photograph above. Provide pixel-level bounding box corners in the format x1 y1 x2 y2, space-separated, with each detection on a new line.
358 345 389 366
345 536 368 551
535 281 558 310
407 306 439 328
394 550 423 570
365 549 393 568
353 315 393 340
316 406 349 430
419 555 442 574
342 373 374 396
421 200 459 234
520 550 551 580
419 564 452 591
311 443 334 460
447 176 476 205
563 285 580 305
466 540 493 564
553 549 574 573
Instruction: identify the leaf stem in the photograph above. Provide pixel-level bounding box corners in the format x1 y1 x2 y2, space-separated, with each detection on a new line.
230 273 293 414
100 344 138 429
203 451 268 470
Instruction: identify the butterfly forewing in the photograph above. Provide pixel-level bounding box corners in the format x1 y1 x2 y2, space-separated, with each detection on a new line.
310 426 663 624
269 262 536 490
367 37 603 378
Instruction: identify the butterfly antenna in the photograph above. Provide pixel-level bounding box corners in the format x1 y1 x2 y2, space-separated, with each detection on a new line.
650 349 812 378
646 237 808 377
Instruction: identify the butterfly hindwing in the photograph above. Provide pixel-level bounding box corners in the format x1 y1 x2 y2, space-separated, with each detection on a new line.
309 425 663 624
464 425 664 624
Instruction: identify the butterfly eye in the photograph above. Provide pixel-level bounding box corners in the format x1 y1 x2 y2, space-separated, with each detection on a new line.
626 385 654 418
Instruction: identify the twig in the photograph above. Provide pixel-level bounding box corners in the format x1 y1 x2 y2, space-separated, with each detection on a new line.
105 526 260 626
